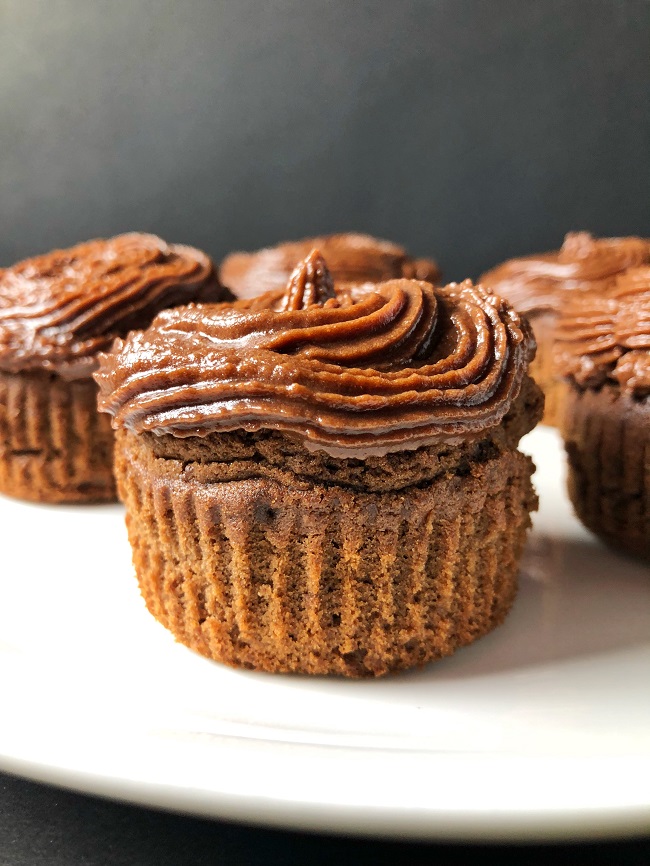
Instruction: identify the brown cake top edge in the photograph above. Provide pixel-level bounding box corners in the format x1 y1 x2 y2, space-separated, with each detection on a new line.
219 232 441 300
0 233 228 379
95 250 536 458
554 265 650 396
480 232 650 315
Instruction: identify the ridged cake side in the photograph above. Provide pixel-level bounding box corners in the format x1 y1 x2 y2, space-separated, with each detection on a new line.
563 386 649 559
0 370 115 503
115 428 537 677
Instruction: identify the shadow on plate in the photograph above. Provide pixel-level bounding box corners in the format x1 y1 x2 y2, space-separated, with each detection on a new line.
394 532 650 684
282 532 650 702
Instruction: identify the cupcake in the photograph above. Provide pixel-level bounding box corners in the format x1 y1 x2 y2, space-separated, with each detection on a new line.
480 232 650 426
95 251 542 677
220 232 440 299
555 266 650 559
0 233 228 503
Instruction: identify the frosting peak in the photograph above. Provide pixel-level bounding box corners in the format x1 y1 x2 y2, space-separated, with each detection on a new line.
280 249 337 311
96 260 535 458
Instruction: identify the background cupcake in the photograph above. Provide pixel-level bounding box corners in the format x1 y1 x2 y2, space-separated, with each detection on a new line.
96 251 542 677
0 233 228 503
555 266 650 559
220 232 440 299
480 232 650 426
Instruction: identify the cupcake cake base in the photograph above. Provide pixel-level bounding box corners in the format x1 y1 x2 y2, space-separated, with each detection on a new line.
0 370 116 503
563 385 649 560
115 387 539 677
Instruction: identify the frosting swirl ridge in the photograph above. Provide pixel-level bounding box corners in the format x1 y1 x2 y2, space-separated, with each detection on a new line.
481 232 650 314
555 266 650 395
96 252 535 456
0 233 224 378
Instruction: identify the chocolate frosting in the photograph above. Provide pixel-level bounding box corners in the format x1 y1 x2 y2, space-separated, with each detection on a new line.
555 266 650 396
96 251 534 458
480 232 650 315
219 232 441 300
0 233 226 379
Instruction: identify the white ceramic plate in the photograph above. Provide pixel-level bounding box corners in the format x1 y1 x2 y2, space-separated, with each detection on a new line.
1 427 649 842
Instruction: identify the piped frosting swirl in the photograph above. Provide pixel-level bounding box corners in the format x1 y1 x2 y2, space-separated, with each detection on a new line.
555 266 650 396
95 251 535 457
0 233 225 379
481 232 650 314
219 232 441 300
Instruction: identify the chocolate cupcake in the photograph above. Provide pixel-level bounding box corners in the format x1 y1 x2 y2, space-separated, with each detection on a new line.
220 232 440 299
481 232 650 426
0 233 228 503
555 266 650 559
96 251 542 677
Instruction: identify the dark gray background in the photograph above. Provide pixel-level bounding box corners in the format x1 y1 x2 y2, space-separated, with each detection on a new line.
1 0 649 281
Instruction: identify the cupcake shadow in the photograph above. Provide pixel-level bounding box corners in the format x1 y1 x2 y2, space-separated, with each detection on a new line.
391 532 650 683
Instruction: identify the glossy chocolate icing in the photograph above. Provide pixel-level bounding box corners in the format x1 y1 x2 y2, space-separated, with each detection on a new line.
0 233 226 379
481 232 650 315
555 266 650 396
96 251 534 458
219 232 440 300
